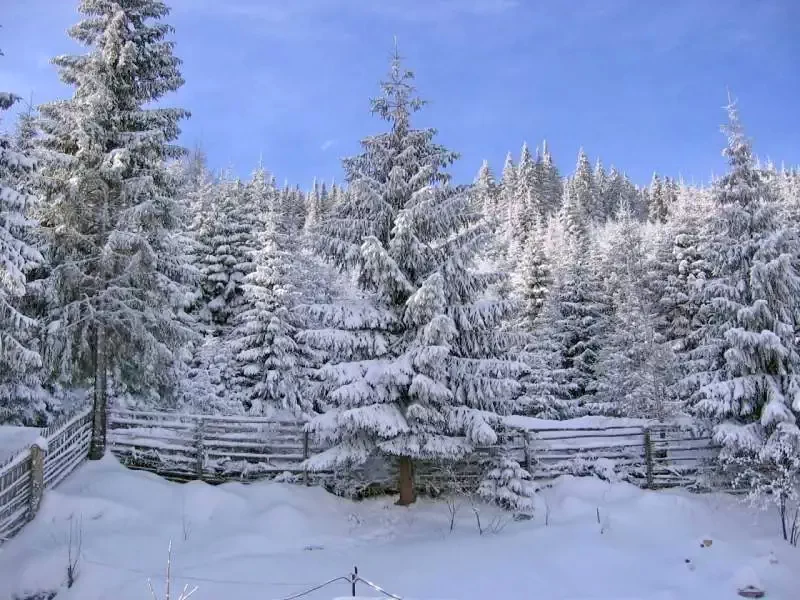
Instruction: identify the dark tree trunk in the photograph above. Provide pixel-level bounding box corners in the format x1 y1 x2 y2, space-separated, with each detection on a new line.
397 455 416 506
89 325 107 460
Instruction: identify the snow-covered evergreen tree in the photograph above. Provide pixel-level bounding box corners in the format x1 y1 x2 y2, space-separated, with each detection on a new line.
688 102 800 517
570 149 600 223
592 202 677 418
303 48 523 505
497 152 517 254
474 160 498 223
517 294 568 418
509 143 540 256
540 140 562 216
648 173 669 223
0 72 48 425
230 179 318 416
195 176 258 327
35 0 195 442
478 455 536 515
515 216 550 330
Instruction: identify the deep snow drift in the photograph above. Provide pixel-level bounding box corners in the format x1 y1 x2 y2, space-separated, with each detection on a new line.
0 456 797 600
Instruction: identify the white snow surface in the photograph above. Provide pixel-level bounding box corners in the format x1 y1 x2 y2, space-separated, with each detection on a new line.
0 425 41 464
1 456 798 600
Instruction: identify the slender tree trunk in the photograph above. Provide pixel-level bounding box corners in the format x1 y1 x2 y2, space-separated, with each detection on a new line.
397 455 416 506
89 324 107 460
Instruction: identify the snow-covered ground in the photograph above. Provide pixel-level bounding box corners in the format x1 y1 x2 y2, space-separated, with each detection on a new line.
1 456 797 600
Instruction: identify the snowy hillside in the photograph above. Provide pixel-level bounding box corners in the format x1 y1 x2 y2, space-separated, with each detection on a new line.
1 457 797 600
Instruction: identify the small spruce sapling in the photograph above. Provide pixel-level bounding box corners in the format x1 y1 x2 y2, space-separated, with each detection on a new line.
478 456 536 519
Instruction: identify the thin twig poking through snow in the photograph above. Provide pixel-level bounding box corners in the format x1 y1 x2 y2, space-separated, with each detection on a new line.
147 541 198 600
66 515 82 588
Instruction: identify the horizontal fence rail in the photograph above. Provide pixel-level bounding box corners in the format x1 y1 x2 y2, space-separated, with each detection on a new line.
108 409 322 483
108 409 718 492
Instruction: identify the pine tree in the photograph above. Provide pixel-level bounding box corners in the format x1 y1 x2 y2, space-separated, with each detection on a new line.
688 102 800 513
515 217 550 330
497 152 517 255
517 293 568 418
196 176 258 328
478 455 536 515
648 173 668 223
592 202 677 418
0 66 48 425
540 140 562 216
571 149 600 222
303 48 523 505
230 180 318 416
510 143 539 252
594 158 609 222
474 159 498 224
35 1 194 447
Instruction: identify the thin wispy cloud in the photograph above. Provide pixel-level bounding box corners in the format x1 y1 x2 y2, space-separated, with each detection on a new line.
320 139 337 152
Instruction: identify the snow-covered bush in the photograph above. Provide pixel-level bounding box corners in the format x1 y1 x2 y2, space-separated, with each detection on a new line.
478 456 536 516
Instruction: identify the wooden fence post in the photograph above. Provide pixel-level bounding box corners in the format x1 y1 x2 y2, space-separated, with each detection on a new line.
522 431 533 474
303 430 310 486
643 428 654 489
28 443 45 521
195 417 205 480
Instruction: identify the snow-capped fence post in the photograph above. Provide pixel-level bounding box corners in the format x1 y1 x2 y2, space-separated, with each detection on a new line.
194 417 205 480
643 428 654 488
27 441 46 521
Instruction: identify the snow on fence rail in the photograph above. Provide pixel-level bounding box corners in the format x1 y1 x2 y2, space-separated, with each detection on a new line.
108 409 321 482
109 409 719 491
503 416 718 489
0 407 92 544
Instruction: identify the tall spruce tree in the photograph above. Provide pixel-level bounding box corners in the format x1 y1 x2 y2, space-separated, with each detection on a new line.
303 48 523 505
540 140 562 216
230 179 318 416
35 0 193 453
0 61 48 425
688 103 800 520
571 149 600 223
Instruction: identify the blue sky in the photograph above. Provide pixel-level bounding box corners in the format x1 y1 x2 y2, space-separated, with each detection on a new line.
1 0 798 188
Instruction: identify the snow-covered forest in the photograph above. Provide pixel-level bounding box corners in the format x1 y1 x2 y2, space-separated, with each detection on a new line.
2 0 800 516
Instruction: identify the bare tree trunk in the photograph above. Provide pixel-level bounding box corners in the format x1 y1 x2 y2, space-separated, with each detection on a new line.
89 324 107 460
397 456 416 506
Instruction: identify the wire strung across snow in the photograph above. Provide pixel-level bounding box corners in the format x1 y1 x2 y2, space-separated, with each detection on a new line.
81 554 403 600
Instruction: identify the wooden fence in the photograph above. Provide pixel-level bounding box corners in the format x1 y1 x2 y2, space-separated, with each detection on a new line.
108 409 320 483
0 408 93 544
109 409 719 491
503 422 717 489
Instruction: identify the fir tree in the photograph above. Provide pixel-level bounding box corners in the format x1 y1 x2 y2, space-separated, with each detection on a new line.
688 103 800 516
474 159 498 224
570 149 600 223
230 180 318 416
478 455 536 515
0 66 47 425
540 140 562 216
303 48 523 505
497 152 517 254
35 0 194 449
592 201 677 418
648 173 668 223
515 217 550 330
196 177 258 328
